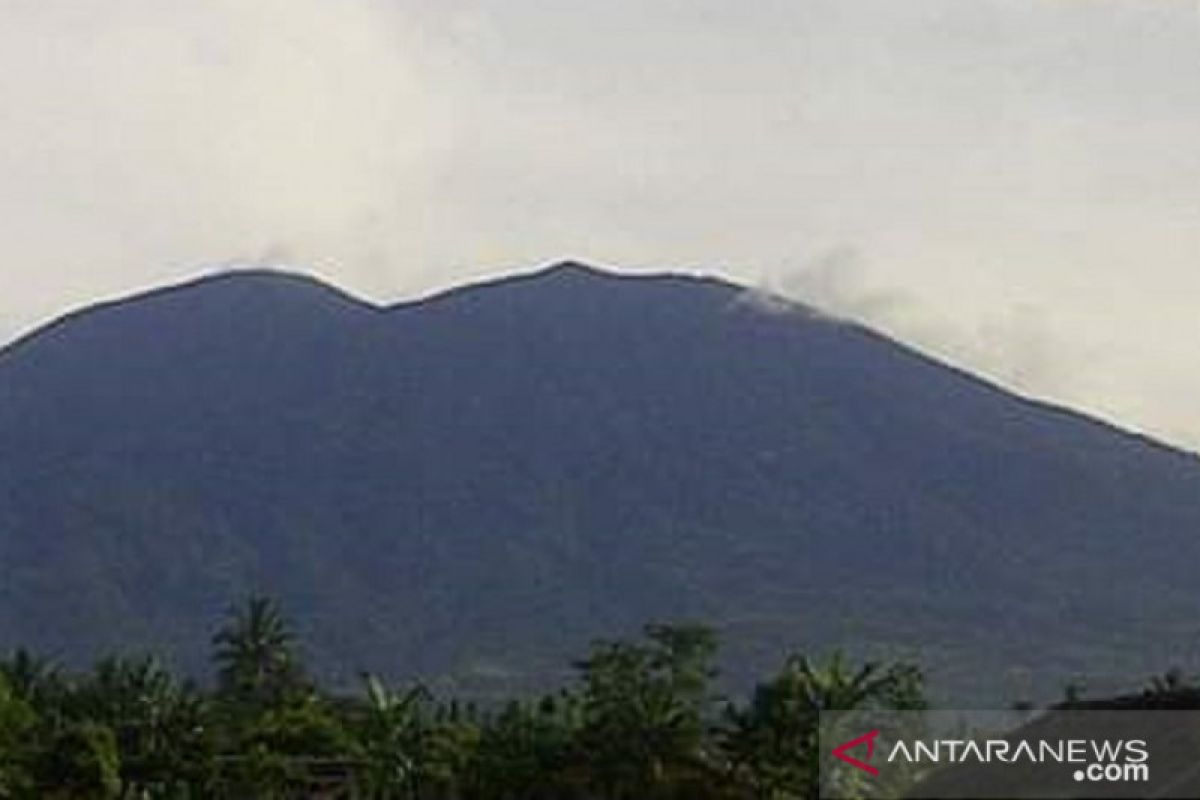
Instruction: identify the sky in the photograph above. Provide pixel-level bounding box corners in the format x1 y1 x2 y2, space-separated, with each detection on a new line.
0 0 1198 449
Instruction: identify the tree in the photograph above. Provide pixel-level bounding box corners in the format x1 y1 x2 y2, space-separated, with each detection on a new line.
35 721 123 800
719 652 925 799
220 698 353 798
0 674 36 799
0 611 947 799
211 595 308 713
353 674 431 799
70 655 214 796
0 649 62 709
576 623 720 798
469 692 582 800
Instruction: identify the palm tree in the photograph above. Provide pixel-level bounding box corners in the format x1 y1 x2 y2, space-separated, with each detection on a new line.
719 652 925 799
211 595 308 712
786 652 925 713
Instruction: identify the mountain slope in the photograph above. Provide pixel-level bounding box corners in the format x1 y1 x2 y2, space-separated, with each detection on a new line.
1 263 1197 700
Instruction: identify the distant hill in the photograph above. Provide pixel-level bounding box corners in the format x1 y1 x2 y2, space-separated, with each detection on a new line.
1 263 1198 702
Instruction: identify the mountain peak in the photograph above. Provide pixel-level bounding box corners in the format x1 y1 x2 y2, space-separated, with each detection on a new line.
163 267 376 308
515 261 631 287
538 260 611 278
504 262 746 300
0 268 378 362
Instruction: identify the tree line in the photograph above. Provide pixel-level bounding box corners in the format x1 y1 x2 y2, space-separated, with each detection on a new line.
0 596 925 799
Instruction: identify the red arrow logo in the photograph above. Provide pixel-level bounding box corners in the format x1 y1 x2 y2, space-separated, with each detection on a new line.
832 729 881 776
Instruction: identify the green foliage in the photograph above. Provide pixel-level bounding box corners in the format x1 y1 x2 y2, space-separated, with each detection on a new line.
469 693 582 798
718 653 926 800
217 699 352 798
575 623 721 798
211 595 309 713
0 649 62 709
1145 667 1193 695
0 675 36 799
353 675 433 797
0 598 934 799
36 720 123 799
69 655 215 795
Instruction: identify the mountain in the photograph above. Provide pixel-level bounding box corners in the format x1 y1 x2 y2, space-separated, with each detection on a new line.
1 263 1198 701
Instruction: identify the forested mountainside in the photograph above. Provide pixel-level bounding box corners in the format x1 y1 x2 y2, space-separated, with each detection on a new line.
1 263 1198 701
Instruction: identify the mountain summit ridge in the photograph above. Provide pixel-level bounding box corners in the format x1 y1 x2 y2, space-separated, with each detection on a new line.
0 262 742 358
0 264 1197 700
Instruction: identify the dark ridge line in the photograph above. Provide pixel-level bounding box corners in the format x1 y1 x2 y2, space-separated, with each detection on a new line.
0 261 729 359
381 260 749 314
0 261 1194 464
0 268 377 361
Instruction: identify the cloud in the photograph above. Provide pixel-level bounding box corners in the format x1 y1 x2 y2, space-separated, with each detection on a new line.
0 0 1197 449
765 247 913 323
761 246 1111 426
0 0 453 335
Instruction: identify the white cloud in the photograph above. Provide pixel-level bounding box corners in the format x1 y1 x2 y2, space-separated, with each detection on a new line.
0 0 1198 448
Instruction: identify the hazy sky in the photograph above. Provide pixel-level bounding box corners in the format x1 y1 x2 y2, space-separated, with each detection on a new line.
1 1 1198 448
